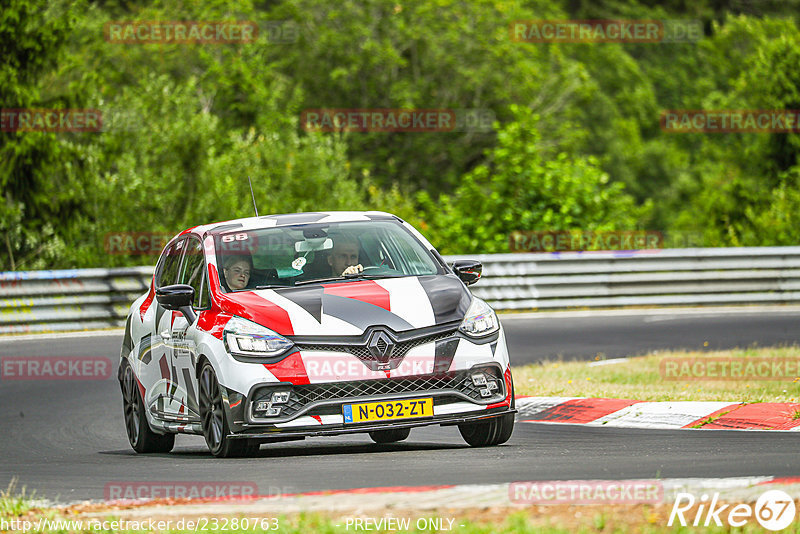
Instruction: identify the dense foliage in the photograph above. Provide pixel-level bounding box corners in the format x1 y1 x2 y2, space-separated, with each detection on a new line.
2 0 799 269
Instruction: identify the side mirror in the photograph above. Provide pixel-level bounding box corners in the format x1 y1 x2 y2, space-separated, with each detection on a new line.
452 259 482 286
156 284 197 323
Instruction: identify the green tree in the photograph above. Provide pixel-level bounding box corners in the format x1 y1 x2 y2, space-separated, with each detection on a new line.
418 106 648 253
667 16 800 246
0 0 82 270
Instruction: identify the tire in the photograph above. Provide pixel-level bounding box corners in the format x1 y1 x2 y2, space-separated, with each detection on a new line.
369 427 411 444
198 363 259 458
458 413 515 447
121 360 175 454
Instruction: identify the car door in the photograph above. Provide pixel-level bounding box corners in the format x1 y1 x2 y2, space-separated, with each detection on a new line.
165 235 209 423
151 236 188 419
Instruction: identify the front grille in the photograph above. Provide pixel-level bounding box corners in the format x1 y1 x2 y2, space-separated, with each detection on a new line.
250 366 505 421
296 373 461 405
294 330 456 370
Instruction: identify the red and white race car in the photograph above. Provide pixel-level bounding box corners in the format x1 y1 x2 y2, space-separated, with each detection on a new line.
118 212 515 457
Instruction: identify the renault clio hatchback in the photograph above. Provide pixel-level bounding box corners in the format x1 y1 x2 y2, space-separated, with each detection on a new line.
118 211 515 457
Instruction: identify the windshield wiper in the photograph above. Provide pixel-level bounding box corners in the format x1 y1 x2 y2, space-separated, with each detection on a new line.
254 284 286 290
293 276 347 286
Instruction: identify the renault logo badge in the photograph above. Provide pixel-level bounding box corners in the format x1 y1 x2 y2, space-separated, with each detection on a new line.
367 330 395 362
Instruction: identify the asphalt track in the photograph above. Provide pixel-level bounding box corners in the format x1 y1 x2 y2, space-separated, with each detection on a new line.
502 307 800 363
1 308 800 504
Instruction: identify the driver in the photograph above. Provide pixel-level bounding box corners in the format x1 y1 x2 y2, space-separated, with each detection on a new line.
327 235 363 276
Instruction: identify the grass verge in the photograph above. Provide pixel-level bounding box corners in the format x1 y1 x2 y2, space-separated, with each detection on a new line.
513 345 800 402
6 481 800 533
1 479 37 519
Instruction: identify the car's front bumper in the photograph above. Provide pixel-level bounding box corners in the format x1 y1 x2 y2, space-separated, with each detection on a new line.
222 361 510 432
227 406 516 440
215 361 512 437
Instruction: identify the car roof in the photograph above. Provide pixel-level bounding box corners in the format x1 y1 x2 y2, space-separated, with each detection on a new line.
183 211 401 238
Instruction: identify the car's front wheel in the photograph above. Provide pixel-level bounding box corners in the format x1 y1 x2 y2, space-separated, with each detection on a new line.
198 363 259 458
369 427 411 444
121 360 175 453
458 413 515 447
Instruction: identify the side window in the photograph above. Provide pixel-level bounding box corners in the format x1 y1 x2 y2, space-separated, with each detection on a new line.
178 237 209 309
156 237 186 288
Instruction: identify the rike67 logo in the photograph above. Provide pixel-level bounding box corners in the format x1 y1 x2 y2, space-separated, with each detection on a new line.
669 490 796 531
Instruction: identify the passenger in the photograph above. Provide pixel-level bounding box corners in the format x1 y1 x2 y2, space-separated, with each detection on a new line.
223 256 252 290
327 235 363 276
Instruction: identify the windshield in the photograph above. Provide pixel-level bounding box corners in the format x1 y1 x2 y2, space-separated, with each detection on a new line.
213 220 443 292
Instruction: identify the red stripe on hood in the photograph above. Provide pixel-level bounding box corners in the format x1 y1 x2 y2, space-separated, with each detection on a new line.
263 352 309 385
324 280 390 311
196 311 233 340
219 291 294 335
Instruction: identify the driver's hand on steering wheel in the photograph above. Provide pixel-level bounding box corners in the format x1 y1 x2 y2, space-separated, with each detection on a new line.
341 264 364 276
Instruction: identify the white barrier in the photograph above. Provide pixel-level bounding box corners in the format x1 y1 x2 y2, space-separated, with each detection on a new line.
0 267 152 334
3 247 800 333
445 247 800 310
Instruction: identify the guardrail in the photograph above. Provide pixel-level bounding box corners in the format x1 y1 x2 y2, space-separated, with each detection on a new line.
2 247 800 333
447 247 800 310
0 267 153 334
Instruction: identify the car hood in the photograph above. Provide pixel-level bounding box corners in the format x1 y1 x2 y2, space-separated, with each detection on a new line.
217 274 471 336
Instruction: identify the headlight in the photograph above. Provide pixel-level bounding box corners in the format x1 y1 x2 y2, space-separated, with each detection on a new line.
459 297 500 337
223 317 294 359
